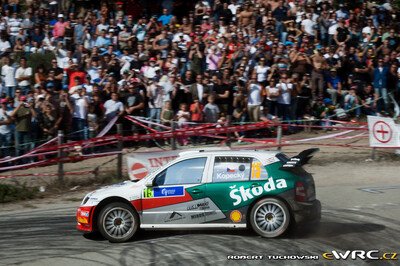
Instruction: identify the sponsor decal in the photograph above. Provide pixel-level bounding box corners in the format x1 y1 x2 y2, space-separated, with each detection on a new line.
80 210 90 217
216 172 245 180
143 186 185 198
230 210 242 223
251 162 262 179
191 211 217 219
229 177 288 206
187 201 210 211
164 211 186 223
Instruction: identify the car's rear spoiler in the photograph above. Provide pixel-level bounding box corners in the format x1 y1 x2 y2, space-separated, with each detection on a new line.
276 148 319 170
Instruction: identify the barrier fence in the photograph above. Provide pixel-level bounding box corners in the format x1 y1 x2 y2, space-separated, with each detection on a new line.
0 116 397 181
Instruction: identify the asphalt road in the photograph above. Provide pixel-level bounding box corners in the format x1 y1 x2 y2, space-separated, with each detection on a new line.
1 186 399 266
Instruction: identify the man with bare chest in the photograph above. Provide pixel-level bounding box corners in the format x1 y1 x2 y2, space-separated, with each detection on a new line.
239 3 253 27
310 50 327 100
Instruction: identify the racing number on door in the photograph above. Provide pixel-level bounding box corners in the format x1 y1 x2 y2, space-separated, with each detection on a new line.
143 188 154 198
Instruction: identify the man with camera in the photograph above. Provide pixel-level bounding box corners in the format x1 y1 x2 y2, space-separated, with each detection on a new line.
11 95 36 157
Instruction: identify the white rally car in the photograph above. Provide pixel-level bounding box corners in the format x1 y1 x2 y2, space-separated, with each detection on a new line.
77 149 321 242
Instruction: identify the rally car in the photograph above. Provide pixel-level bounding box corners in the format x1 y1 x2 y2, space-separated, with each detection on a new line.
77 149 321 242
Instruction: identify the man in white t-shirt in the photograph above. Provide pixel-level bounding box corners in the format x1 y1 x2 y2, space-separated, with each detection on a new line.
301 13 316 37
87 60 101 81
147 82 164 126
143 58 158 79
70 87 89 140
104 92 124 122
277 74 293 121
0 36 11 55
15 57 32 95
247 77 263 122
1 57 16 97
228 0 240 21
8 12 21 45
0 98 13 157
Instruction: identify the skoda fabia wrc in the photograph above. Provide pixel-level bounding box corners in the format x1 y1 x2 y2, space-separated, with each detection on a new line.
77 149 321 242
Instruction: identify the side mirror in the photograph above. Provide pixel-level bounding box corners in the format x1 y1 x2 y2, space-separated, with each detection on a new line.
145 178 153 187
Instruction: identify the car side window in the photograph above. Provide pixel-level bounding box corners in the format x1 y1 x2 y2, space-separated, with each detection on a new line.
153 157 207 186
250 158 269 180
212 156 251 182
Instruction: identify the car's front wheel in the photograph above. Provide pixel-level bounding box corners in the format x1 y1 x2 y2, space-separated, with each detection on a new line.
250 198 290 238
98 202 139 243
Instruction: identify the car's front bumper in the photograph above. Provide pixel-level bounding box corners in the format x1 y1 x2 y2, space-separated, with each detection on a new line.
291 199 321 224
76 206 95 232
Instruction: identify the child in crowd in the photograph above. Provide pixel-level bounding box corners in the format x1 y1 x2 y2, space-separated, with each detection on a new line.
190 99 203 122
88 105 99 139
160 100 174 127
203 95 220 123
175 103 190 145
190 99 203 144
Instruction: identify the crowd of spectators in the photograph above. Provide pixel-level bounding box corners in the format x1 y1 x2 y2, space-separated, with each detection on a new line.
0 0 400 158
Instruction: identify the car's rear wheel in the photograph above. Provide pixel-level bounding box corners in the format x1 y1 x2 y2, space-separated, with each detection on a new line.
98 202 139 243
250 198 290 238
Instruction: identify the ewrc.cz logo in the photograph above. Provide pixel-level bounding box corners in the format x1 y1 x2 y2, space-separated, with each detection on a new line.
322 250 398 260
229 177 288 206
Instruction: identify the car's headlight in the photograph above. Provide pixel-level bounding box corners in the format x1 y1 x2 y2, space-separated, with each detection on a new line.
81 192 94 205
82 196 89 205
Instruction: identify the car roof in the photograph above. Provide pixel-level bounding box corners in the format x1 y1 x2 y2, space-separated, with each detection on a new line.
179 149 279 159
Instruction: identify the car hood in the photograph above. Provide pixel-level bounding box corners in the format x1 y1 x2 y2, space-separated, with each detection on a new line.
82 180 145 206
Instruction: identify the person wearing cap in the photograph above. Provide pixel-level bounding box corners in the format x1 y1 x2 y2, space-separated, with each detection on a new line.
143 57 158 79
0 98 13 157
53 14 67 42
11 95 37 157
15 57 32 95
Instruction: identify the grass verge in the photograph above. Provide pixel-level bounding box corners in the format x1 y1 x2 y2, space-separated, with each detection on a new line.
0 183 39 203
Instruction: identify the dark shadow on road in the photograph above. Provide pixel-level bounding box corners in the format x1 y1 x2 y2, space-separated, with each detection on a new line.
83 221 386 242
83 228 258 242
291 221 386 239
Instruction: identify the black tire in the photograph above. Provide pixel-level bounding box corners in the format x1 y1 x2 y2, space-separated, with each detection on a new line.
250 198 290 238
97 202 139 243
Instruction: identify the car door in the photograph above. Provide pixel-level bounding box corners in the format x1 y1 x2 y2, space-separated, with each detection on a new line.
141 157 208 225
204 156 253 224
